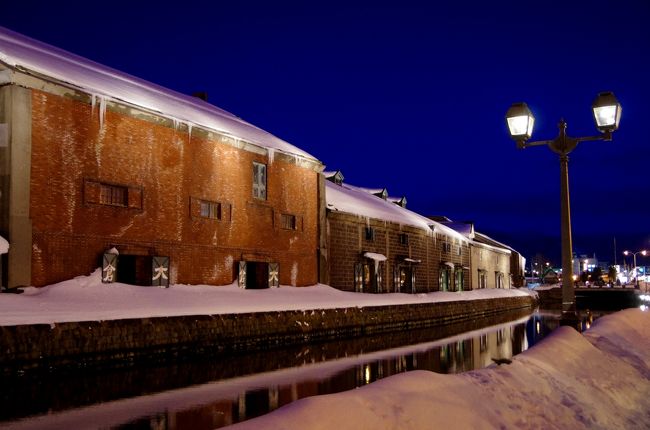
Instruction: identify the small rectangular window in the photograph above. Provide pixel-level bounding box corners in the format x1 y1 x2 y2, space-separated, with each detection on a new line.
253 162 267 200
281 213 297 230
442 242 451 253
456 245 462 256
99 183 128 207
365 227 375 241
399 233 409 245
200 200 221 220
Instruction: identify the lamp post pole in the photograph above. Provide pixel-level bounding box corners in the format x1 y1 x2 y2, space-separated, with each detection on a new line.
559 151 574 314
624 250 648 288
505 92 622 329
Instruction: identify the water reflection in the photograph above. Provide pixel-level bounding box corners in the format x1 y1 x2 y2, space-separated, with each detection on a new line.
0 309 595 430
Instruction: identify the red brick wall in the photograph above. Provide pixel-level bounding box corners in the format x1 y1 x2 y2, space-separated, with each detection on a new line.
327 211 471 293
29 90 319 287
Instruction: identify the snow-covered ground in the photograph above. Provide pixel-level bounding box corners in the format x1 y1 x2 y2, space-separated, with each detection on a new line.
0 269 534 326
230 307 650 429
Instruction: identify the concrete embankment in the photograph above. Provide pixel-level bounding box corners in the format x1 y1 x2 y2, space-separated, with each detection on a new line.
0 295 535 371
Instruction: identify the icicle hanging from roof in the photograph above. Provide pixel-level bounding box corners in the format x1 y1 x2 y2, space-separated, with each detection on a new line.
98 95 107 129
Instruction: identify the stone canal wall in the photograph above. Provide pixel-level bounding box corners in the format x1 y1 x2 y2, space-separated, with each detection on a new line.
0 296 535 371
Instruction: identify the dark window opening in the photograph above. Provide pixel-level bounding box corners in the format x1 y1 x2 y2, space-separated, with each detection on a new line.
244 262 270 289
116 255 152 286
399 233 409 245
100 183 128 206
243 389 271 420
365 227 375 241
281 213 297 230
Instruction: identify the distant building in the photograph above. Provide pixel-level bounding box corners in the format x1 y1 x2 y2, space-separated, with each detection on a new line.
573 254 599 276
542 269 559 284
441 222 525 289
0 27 322 289
323 172 470 293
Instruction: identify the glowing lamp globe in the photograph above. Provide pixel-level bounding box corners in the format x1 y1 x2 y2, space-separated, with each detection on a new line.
592 91 621 132
505 102 535 142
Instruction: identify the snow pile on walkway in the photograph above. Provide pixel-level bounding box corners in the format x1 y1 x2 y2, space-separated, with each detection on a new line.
231 308 650 430
0 269 534 326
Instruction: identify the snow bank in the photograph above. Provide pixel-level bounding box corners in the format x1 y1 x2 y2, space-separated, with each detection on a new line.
0 235 8 254
231 308 650 430
0 269 533 326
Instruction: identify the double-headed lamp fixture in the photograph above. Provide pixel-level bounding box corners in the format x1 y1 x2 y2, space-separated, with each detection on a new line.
505 92 621 144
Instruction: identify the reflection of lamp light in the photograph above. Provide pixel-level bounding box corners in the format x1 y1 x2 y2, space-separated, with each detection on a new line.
506 93 622 328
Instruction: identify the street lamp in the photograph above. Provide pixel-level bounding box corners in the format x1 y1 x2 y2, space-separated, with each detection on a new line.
506 92 622 327
623 250 647 289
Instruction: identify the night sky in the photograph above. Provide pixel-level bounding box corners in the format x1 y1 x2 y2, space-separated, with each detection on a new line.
2 1 649 266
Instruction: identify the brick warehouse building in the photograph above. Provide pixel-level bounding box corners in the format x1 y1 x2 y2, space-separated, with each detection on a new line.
323 172 471 293
437 220 525 290
0 27 323 289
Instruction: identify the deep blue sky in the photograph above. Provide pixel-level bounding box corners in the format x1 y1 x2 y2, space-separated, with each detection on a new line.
2 0 649 265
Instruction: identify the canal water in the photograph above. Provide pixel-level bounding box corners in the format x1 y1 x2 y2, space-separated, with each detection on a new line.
0 308 602 429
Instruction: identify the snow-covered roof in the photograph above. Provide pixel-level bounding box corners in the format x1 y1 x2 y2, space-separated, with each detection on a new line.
353 186 387 196
0 26 317 162
473 231 518 255
325 181 467 241
322 170 345 184
387 196 407 208
441 222 474 239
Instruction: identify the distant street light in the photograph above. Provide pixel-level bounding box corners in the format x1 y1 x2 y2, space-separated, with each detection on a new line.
506 92 622 327
623 250 647 289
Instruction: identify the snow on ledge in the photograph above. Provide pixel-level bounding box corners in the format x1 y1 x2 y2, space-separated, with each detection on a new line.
363 252 387 262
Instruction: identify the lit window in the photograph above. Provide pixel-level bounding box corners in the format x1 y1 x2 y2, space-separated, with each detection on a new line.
479 270 487 289
253 162 267 200
454 267 463 291
200 200 221 220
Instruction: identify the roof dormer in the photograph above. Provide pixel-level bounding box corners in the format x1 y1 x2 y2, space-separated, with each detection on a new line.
388 196 407 208
323 170 345 185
